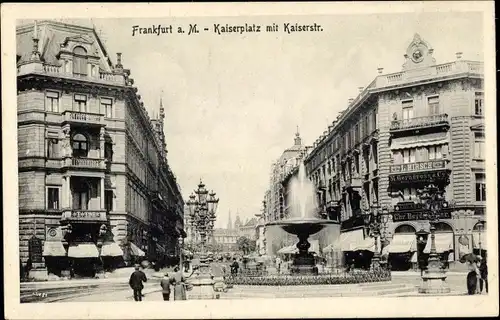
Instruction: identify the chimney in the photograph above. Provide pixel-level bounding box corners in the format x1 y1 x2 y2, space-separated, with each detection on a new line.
358 87 364 93
377 67 384 74
456 52 463 60
348 98 354 105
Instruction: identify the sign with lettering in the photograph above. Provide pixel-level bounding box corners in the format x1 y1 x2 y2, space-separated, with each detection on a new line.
63 211 106 221
390 160 446 174
392 210 451 222
28 236 43 263
389 170 448 183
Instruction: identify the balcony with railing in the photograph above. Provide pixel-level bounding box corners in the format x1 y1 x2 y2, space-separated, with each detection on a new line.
390 114 449 133
375 60 483 88
17 63 127 86
62 110 105 126
62 157 106 171
61 209 107 223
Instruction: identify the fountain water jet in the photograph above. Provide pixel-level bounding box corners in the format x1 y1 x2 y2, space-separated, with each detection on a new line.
266 162 339 275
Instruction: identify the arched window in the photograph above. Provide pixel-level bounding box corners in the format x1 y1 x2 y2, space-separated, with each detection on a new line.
394 224 416 234
72 133 88 157
434 222 453 233
73 46 88 76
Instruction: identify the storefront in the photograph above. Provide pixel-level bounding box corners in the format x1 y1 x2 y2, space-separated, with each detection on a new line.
383 224 417 271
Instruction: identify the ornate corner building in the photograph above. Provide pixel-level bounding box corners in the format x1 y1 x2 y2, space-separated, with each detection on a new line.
300 34 485 267
17 20 185 279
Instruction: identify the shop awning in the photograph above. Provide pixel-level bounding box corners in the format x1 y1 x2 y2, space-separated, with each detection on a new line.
100 242 123 257
129 242 146 257
340 229 365 252
472 232 487 250
68 243 99 258
423 233 454 253
42 241 67 257
391 132 448 150
410 252 418 263
355 237 376 252
278 245 298 255
383 234 416 254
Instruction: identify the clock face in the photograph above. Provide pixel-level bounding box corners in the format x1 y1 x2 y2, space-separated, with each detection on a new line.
48 228 57 238
412 49 424 63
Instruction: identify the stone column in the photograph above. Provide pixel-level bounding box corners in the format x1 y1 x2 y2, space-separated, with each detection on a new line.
99 128 105 159
61 176 68 209
100 178 105 210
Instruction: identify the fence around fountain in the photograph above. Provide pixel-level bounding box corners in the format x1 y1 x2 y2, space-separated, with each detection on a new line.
225 268 391 286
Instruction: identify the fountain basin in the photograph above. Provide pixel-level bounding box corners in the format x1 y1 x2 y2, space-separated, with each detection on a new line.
266 218 339 275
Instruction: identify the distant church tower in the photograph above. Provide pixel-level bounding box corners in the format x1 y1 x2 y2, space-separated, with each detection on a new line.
294 126 302 146
234 212 242 230
227 210 233 230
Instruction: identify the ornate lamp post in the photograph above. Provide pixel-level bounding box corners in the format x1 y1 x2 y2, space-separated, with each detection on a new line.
476 220 485 258
363 204 390 270
417 184 450 294
185 179 219 299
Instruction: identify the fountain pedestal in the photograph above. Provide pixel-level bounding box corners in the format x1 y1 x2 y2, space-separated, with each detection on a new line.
290 234 318 275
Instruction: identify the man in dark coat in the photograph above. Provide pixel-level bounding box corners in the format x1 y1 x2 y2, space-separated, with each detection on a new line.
230 258 239 275
160 271 171 301
129 265 147 301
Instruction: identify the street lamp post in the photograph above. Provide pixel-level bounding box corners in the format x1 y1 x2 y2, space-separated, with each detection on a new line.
476 220 485 258
363 204 390 270
417 184 450 294
185 179 219 299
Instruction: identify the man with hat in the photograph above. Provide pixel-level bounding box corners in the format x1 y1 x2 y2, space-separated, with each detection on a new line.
129 264 148 301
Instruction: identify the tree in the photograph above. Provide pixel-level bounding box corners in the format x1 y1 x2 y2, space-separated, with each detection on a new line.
237 236 256 255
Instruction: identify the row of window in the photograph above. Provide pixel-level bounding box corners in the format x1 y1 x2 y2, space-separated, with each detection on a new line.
127 184 148 221
46 90 114 117
395 92 484 121
46 186 113 211
392 145 445 164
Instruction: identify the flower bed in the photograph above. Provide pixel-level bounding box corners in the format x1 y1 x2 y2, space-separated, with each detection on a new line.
225 270 391 286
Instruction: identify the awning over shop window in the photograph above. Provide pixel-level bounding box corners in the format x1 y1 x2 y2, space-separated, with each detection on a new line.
391 132 448 150
410 252 418 263
68 242 99 258
355 237 376 252
340 229 365 252
278 245 298 255
42 241 67 257
383 234 417 254
100 242 123 257
129 242 146 257
423 233 454 253
472 232 487 250
323 229 365 252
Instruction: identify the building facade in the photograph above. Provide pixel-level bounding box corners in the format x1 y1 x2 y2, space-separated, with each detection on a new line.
303 34 485 268
17 20 184 279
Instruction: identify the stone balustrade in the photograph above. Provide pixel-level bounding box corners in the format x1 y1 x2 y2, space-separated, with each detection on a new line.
390 114 449 131
63 111 104 125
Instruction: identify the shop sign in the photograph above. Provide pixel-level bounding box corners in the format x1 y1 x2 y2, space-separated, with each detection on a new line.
28 236 43 263
392 210 451 222
389 170 448 183
63 210 106 221
390 160 446 174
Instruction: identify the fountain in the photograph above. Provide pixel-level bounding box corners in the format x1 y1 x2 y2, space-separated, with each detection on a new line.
266 162 339 275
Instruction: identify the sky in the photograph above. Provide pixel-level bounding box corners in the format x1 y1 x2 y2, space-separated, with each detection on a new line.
36 12 483 228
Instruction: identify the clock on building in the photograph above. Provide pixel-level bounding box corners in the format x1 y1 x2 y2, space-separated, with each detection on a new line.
412 49 424 63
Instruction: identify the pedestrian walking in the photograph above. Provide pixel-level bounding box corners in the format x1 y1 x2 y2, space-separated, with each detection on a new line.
478 257 488 294
466 260 479 295
170 266 187 300
129 265 147 301
160 271 171 301
230 258 240 276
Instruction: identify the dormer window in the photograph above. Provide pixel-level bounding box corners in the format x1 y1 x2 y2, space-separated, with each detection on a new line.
73 46 88 76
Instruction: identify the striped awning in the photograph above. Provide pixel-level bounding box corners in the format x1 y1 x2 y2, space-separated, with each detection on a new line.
323 229 365 252
68 243 99 258
42 241 67 257
129 242 146 257
423 233 454 253
355 237 376 252
391 132 448 150
100 242 123 257
383 234 417 254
